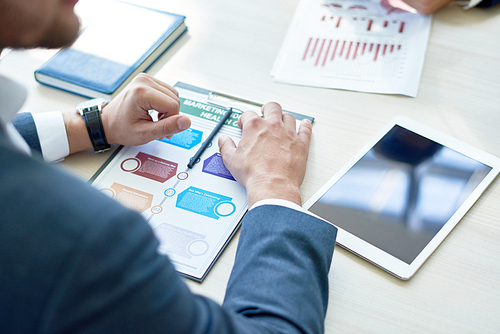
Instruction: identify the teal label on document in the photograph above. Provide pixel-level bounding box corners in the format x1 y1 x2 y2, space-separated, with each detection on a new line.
158 128 203 149
176 186 235 219
179 97 240 129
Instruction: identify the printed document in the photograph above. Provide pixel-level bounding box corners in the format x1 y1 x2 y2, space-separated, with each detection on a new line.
272 0 432 97
91 84 247 281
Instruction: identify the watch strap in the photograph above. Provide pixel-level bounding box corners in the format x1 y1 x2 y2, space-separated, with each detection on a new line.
82 109 110 153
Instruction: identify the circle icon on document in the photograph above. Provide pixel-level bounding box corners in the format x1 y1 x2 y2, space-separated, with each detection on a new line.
214 201 236 217
177 172 189 180
164 188 176 197
121 158 141 173
100 188 116 199
201 141 213 149
151 205 163 214
187 240 209 257
188 156 201 165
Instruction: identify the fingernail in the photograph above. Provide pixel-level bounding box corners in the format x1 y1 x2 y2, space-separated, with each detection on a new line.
177 117 190 130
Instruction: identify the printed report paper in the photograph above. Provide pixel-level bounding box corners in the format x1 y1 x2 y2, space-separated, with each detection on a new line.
272 0 432 97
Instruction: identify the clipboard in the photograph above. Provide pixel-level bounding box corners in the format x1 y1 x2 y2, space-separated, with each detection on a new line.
174 82 315 123
89 82 314 282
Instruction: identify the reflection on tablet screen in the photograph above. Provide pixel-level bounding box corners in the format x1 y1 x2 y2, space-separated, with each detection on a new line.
309 125 492 264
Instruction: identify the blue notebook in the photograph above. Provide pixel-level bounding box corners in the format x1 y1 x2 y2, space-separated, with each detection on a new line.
35 1 187 99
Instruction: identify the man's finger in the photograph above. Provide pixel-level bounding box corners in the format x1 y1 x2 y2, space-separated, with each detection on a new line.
146 115 191 141
218 134 237 166
137 87 180 118
237 110 260 130
282 112 296 131
297 119 312 145
261 102 284 122
134 73 179 98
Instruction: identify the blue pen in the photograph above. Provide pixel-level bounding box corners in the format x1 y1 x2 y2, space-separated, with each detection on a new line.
187 107 233 169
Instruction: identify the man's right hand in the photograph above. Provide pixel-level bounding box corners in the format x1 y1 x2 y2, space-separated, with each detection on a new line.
400 0 454 14
218 102 312 208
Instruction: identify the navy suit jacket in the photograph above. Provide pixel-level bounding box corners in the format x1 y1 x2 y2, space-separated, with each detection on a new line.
0 116 337 333
478 0 500 7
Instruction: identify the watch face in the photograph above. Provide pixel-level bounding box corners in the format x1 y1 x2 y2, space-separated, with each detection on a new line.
77 98 108 114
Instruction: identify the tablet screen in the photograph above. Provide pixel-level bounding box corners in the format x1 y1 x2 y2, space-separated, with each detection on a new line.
308 125 492 264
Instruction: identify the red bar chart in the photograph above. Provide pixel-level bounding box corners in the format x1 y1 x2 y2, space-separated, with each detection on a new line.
300 36 404 78
304 38 402 64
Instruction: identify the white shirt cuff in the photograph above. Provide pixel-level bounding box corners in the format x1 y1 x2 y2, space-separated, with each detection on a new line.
32 112 70 163
250 198 333 225
456 0 482 9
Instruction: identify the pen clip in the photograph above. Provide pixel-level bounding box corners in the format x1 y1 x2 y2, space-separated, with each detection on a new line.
206 90 314 123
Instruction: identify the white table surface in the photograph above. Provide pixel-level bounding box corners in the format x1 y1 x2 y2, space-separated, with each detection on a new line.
1 0 499 332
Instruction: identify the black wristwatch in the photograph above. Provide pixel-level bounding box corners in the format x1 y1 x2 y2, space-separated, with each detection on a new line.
76 98 111 153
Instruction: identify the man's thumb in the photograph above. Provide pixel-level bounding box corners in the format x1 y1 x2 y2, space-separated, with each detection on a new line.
218 134 236 160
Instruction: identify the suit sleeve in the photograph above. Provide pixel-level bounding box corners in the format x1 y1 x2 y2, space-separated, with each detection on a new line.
42 196 336 333
223 205 337 334
11 112 42 156
477 0 500 7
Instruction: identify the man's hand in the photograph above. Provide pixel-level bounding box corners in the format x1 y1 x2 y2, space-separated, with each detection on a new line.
218 102 312 208
400 0 454 14
102 73 191 146
64 73 191 154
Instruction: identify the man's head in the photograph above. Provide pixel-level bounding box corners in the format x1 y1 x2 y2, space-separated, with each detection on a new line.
0 0 80 50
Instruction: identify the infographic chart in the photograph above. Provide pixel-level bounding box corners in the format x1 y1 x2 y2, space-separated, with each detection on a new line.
91 84 247 281
272 0 432 97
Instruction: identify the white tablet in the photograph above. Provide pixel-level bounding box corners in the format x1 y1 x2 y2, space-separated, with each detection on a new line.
304 116 500 279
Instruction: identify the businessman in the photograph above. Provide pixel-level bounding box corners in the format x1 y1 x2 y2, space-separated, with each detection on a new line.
0 0 337 333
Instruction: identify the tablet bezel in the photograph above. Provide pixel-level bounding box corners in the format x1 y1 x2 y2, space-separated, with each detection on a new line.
304 116 500 279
